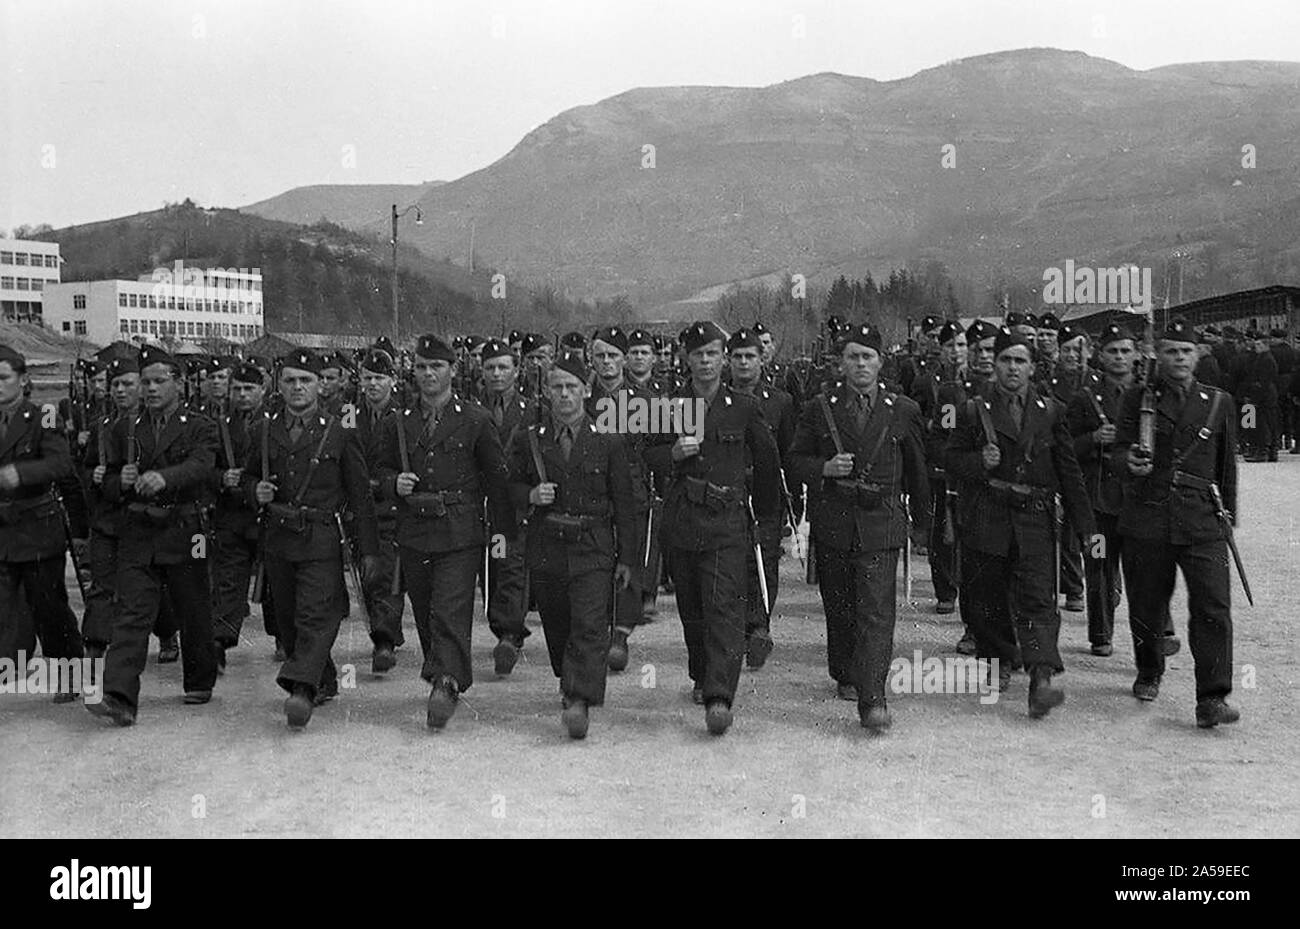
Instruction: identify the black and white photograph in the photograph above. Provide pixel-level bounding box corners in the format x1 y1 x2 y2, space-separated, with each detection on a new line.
1 0 1296 867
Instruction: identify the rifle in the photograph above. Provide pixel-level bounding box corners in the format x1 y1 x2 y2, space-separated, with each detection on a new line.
745 497 771 618
52 487 88 602
250 412 269 604
1137 357 1158 460
1209 483 1253 607
777 466 805 569
336 512 372 628
902 492 913 602
390 408 411 597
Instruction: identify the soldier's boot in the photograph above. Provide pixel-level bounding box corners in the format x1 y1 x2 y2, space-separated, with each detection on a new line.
372 643 397 674
214 642 227 675
745 631 774 669
1196 697 1241 729
955 629 977 655
1027 667 1065 718
493 638 520 676
284 685 313 730
705 699 733 736
1090 642 1113 657
86 693 136 727
158 633 180 663
691 685 704 705
561 696 589 740
272 638 288 662
859 699 892 732
1161 635 1182 657
985 661 1013 693
936 600 956 615
426 676 459 730
1132 674 1161 702
607 629 630 672
835 682 858 701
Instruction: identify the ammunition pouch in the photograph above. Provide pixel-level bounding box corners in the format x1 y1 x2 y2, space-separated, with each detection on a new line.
0 492 58 526
540 512 594 542
986 478 1051 512
682 476 742 511
405 490 466 518
831 479 886 511
266 502 336 534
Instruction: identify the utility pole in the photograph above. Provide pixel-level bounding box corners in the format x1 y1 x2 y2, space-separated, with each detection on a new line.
391 202 423 347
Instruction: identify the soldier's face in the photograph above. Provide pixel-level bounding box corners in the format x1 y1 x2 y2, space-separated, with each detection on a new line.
941 335 966 367
91 372 108 400
840 344 882 391
481 356 517 394
1013 325 1038 341
686 341 724 383
1058 336 1086 372
972 338 996 374
414 356 454 399
656 347 673 368
729 347 762 386
1036 330 1059 356
141 363 180 411
230 380 264 412
210 368 230 399
111 373 141 410
319 368 342 398
361 370 394 406
1158 341 1198 383
525 352 550 373
627 346 654 376
1100 340 1135 378
280 367 321 412
591 340 625 382
198 372 213 399
994 347 1033 391
546 368 588 418
759 333 776 362
0 362 22 406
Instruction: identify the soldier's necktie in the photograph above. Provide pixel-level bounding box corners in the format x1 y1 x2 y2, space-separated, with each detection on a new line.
1009 394 1023 432
153 414 166 442
0 411 10 444
855 391 871 433
559 425 574 461
492 395 504 429
288 415 303 444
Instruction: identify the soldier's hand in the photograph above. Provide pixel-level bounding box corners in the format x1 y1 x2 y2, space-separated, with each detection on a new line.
71 538 89 565
360 555 381 585
615 563 634 590
395 472 420 496
136 471 167 496
222 468 243 489
92 464 108 485
1093 424 1117 444
255 480 277 505
981 444 1001 470
121 463 139 488
1127 448 1153 476
77 430 91 448
822 453 854 478
530 482 557 506
0 464 19 491
671 435 701 462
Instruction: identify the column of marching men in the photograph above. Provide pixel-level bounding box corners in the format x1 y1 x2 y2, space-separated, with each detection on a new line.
0 308 1248 736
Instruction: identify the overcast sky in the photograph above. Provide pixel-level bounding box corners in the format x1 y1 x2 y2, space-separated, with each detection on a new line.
3 0 1298 231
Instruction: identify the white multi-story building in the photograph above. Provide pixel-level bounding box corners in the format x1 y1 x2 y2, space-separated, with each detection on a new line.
0 239 62 324
43 263 265 345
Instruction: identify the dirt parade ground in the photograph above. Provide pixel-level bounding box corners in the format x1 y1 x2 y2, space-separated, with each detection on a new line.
1 458 1296 839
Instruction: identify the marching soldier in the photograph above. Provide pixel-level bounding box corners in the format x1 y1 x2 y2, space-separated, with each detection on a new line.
726 327 795 669
89 346 220 725
0 344 84 700
245 348 379 728
1114 318 1240 728
354 348 409 673
376 335 515 730
1235 331 1279 461
478 337 533 675
625 329 663 393
1033 313 1062 385
210 361 278 671
789 324 930 729
318 352 348 417
909 321 967 617
586 326 656 672
508 352 637 738
643 321 782 735
945 328 1095 716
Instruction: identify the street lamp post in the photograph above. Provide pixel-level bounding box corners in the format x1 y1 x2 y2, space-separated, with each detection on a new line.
391 202 423 347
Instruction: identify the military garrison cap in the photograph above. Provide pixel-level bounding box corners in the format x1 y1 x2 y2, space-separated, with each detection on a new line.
727 327 761 352
626 329 654 350
358 349 396 376
520 333 549 357
937 321 963 345
415 334 456 362
478 338 513 363
552 351 589 383
106 355 140 380
1160 318 1197 344
1098 324 1134 347
591 326 628 354
681 321 727 353
837 323 882 354
992 327 1032 357
279 348 323 375
231 361 265 384
966 319 997 343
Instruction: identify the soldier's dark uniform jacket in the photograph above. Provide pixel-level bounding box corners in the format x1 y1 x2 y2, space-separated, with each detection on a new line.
508 420 638 575
788 384 931 553
1065 377 1128 516
213 407 262 537
946 388 1095 554
643 384 783 550
103 409 218 563
242 409 379 561
1112 381 1237 545
376 396 514 553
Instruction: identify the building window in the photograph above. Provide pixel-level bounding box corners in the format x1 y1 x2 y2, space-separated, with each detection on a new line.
74 321 87 336
147 295 156 308
128 294 138 307
120 320 129 333
166 297 174 309
62 321 71 332
129 319 139 333
74 294 86 309
15 278 28 290
119 293 128 307
0 276 13 289
13 253 27 266
45 255 58 268
148 320 158 334
0 252 12 264
30 279 43 291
